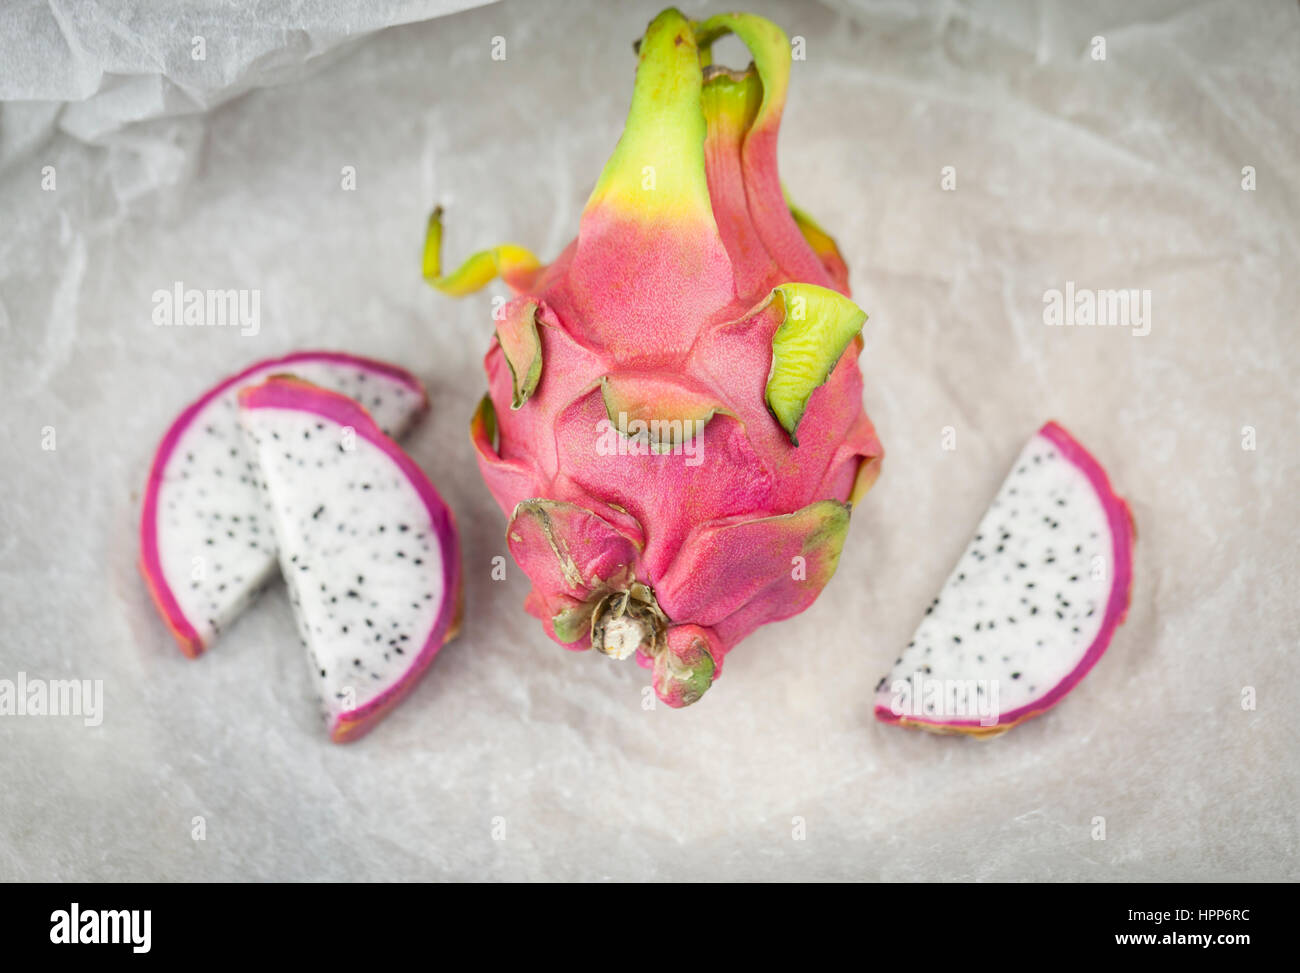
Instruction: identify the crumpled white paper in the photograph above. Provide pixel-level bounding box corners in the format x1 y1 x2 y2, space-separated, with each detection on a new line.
1 0 1297 881
0 1 492 133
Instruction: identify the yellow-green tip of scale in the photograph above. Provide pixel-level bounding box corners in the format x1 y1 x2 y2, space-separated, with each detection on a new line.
765 283 867 444
693 11 791 135
700 64 763 135
583 8 714 226
422 207 541 296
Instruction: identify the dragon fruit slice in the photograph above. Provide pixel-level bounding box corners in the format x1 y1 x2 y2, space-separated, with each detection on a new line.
875 422 1135 737
424 9 883 707
237 376 461 742
140 351 427 657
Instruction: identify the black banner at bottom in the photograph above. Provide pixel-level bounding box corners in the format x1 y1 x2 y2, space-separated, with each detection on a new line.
0 882 1277 958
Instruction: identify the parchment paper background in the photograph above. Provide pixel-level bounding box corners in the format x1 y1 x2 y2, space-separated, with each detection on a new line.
1 0 1297 881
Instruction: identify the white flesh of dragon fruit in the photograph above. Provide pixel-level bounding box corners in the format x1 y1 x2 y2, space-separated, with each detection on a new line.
140 352 427 657
875 421 1134 737
237 376 461 742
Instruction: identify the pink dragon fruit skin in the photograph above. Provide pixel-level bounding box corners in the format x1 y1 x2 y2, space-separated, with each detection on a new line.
427 9 883 706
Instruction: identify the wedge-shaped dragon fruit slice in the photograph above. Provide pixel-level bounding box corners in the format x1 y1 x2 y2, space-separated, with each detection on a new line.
237 376 461 742
140 351 427 657
875 422 1135 737
425 9 883 707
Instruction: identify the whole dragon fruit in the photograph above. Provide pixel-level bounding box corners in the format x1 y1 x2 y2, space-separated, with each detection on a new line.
425 8 883 706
